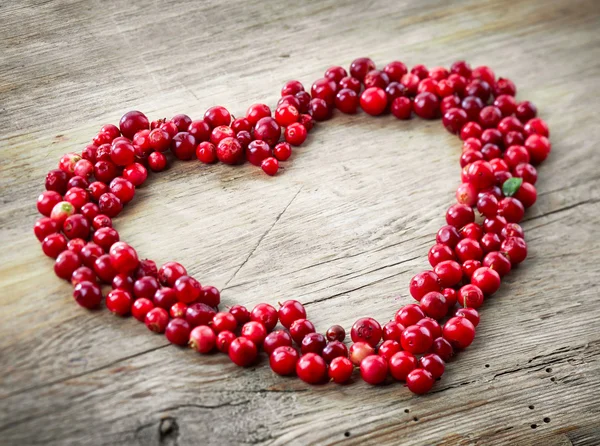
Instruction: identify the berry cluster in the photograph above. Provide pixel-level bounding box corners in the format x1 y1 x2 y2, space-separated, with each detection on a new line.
34 57 550 394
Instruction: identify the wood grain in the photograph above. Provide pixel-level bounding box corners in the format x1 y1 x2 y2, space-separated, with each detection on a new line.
1 0 600 444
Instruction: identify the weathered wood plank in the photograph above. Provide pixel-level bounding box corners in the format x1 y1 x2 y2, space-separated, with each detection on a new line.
1 0 600 444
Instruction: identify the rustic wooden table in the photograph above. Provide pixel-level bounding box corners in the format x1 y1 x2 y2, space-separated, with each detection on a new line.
1 0 599 444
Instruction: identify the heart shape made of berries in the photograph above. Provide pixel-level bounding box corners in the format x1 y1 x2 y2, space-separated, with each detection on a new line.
34 57 551 394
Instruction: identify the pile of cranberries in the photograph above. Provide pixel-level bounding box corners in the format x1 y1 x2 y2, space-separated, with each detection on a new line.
34 57 550 394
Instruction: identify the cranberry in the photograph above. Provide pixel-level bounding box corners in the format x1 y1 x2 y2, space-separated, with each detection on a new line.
501 236 527 265
246 140 271 166
152 287 179 309
73 281 103 309
326 325 346 342
270 346 299 376
216 331 236 353
309 98 332 121
54 250 81 280
322 341 348 363
229 337 258 367
419 353 445 379
350 317 382 347
277 300 306 329
420 291 448 320
311 78 337 106
348 341 375 366
524 134 551 164
417 317 442 339
364 70 390 89
34 217 59 241
382 321 403 342
434 260 462 288
164 318 191 346
436 225 461 248
98 193 122 218
49 201 75 225
446 203 475 228
457 283 484 308
281 80 305 96
110 141 135 166
132 298 154 322
189 325 216 353
413 92 439 119
300 332 326 355
263 330 293 355
360 355 388 385
296 353 327 384
289 319 315 344
443 108 468 134
204 106 231 128
119 111 149 139
158 262 187 287
431 337 454 361
275 104 299 127
58 152 81 175
170 302 187 319
273 142 292 161
250 303 278 331
42 233 68 258
94 254 116 282
401 325 433 354
349 57 376 81
406 368 435 394
455 238 483 263
329 357 354 384
109 242 139 274
524 118 549 137
455 307 480 327
378 340 402 361
229 304 251 325
241 321 267 345
360 87 387 116
389 351 417 381
483 251 512 277
260 157 279 176
391 97 412 119
170 132 197 161
185 302 216 328
217 137 243 165
443 316 476 349
174 275 201 303
409 271 441 301
383 61 408 81
395 304 426 327
106 289 133 316
45 169 69 194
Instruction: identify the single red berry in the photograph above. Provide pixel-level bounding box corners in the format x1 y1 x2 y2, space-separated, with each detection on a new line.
148 151 168 171
391 97 412 119
436 225 461 248
216 137 243 165
406 368 435 394
185 302 216 328
335 88 359 114
419 353 445 379
446 203 475 228
364 69 390 89
49 201 75 225
171 132 197 161
326 324 346 342
284 123 307 146
54 250 81 280
443 316 476 349
389 351 417 381
395 304 426 327
329 356 354 384
470 267 501 295
261 157 279 176
246 140 271 166
133 276 159 300
263 330 293 355
71 266 96 286
322 340 348 363
409 271 441 301
483 251 512 277
158 262 187 287
420 291 449 320
165 318 191 346
382 321 404 343
109 242 139 275
34 217 59 241
94 254 116 283
211 312 237 333
106 289 133 316
413 92 439 119
42 233 68 258
278 300 307 329
360 355 388 385
378 340 402 362
360 87 387 116
273 142 292 161
170 302 188 319
308 98 332 121
281 80 305 96
457 284 485 308
275 104 300 127
174 275 202 303
119 111 149 139
189 325 216 353
296 353 327 384
196 141 217 164
401 325 433 354
229 304 251 325
289 319 316 344
428 244 456 267
241 321 267 345
73 281 103 309
98 193 122 218
132 298 154 322
349 57 376 81
254 117 281 146
216 330 236 353
229 337 258 367
383 61 408 81
431 337 454 361
45 169 69 194
455 238 483 263
443 108 468 134
501 236 528 265
455 307 480 327
350 317 382 348
434 260 462 288
348 341 375 366
204 106 231 128
250 303 278 331
270 346 299 376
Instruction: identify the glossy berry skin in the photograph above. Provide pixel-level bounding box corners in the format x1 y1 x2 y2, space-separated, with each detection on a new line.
395 304 426 327
501 236 528 265
263 330 293 355
73 281 103 309
216 331 236 353
470 267 501 295
270 346 299 376
246 103 271 126
212 312 237 333
199 285 219 306
229 337 258 367
360 355 388 385
54 250 81 280
289 319 315 345
350 317 382 348
189 325 216 353
326 324 346 342
217 137 243 165
420 292 448 320
119 111 149 139
71 266 96 286
278 300 307 329
301 332 327 355
158 262 187 287
382 321 403 342
132 298 154 322
406 368 435 394
434 260 462 288
348 341 375 366
170 302 188 319
174 275 202 304
413 92 439 119
401 325 433 354
246 140 271 166
98 193 122 218
185 302 215 327
443 316 476 349
261 157 279 176
274 142 292 161
241 321 268 346
165 318 191 346
229 305 251 325
378 340 402 362
254 117 281 147
389 351 417 381
409 271 441 301
34 217 59 241
419 354 445 379
109 242 139 275
204 106 231 128
350 57 376 81
483 251 512 277
391 97 412 119
106 289 133 316
296 353 327 384
329 357 354 384
457 284 485 308
285 123 308 146
322 340 348 363
42 233 68 258
196 141 217 164
455 307 480 328
360 87 387 116
251 303 278 331
335 88 359 114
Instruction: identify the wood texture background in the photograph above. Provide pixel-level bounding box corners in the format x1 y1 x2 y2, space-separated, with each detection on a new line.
1 0 600 444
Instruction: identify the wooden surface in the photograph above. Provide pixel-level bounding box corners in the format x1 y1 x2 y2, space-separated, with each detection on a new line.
1 0 600 444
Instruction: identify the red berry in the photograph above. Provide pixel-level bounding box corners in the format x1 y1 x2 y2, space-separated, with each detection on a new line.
170 302 187 319
329 356 354 384
34 217 59 241
229 305 251 325
204 106 231 128
364 69 390 89
254 117 281 146
431 337 454 361
109 242 139 274
360 87 387 116
119 111 149 139
322 340 348 363
216 137 243 165
158 262 187 287
165 318 191 346
261 157 279 176
284 123 307 146
360 355 388 385
434 260 462 288
378 340 402 361
406 368 435 394
391 97 412 119
335 88 359 114
171 132 197 161
401 325 433 354
250 303 278 331
94 254 116 283
132 298 154 322
270 346 299 376
470 267 501 295
420 291 448 320
308 98 331 121
275 104 300 127
296 353 327 384
189 325 216 353
106 289 133 316
71 266 96 286
443 316 476 349
382 321 403 342
273 142 292 161
246 140 271 166
73 281 103 309
278 300 306 329
389 351 417 381
455 307 480 327
263 330 293 355
148 152 168 171
42 233 68 258
54 250 81 280
50 201 75 225
212 312 237 333
395 304 426 327
229 337 258 367
174 275 201 303
241 321 267 345
133 276 160 300
457 284 485 308
216 330 236 353
185 302 216 328
409 271 441 301
350 57 376 81
350 317 382 348
419 353 445 379
413 92 439 119
144 307 169 333
98 193 122 218
348 341 375 366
